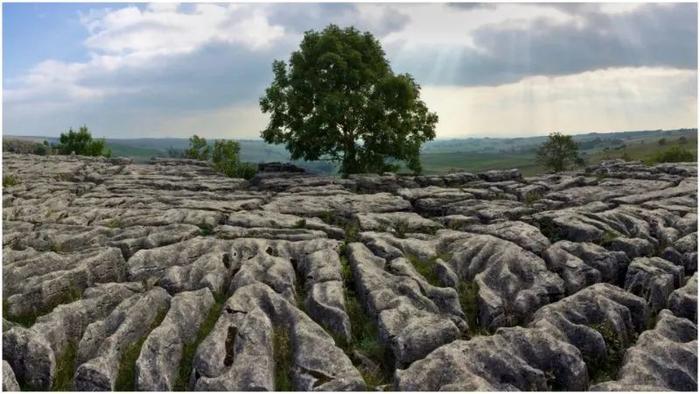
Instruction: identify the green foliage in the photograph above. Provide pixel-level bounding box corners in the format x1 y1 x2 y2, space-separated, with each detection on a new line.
458 281 489 337
56 126 110 157
210 139 258 180
185 134 210 161
392 219 410 239
523 190 543 206
650 145 695 164
198 222 214 236
293 219 307 229
52 342 78 391
658 138 667 146
587 321 627 384
600 230 619 246
406 254 440 287
3 174 19 188
260 24 438 176
536 132 583 173
174 301 224 390
272 326 293 391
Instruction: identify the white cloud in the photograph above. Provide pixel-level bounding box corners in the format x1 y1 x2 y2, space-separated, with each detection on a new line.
421 68 697 138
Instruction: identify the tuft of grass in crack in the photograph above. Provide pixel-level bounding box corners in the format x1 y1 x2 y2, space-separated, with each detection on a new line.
393 219 410 239
338 254 392 389
293 219 307 229
524 190 544 206
51 342 78 391
458 281 489 338
115 307 168 391
587 321 627 384
174 301 224 390
405 254 441 287
273 326 293 391
600 230 619 247
198 222 215 236
3 174 20 188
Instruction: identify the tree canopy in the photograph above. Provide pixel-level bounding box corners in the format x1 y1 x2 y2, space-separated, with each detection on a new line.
259 24 438 176
56 126 110 157
536 132 583 172
185 135 210 161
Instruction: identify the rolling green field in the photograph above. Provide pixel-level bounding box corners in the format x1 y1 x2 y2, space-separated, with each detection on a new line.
6 128 696 176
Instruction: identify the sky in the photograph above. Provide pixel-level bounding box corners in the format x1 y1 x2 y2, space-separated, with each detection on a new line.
2 2 698 139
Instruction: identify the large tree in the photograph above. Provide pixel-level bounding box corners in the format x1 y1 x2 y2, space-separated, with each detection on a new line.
536 132 584 172
259 25 438 176
56 126 110 157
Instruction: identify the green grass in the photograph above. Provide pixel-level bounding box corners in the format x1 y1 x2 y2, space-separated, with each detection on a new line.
457 281 489 337
174 301 224 390
587 321 627 384
587 135 697 165
405 254 441 287
4 286 82 328
52 342 78 391
115 307 168 391
272 326 293 391
198 223 214 236
3 174 20 187
421 151 543 176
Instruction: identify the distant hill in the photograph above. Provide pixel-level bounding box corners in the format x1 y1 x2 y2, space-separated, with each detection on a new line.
4 128 696 176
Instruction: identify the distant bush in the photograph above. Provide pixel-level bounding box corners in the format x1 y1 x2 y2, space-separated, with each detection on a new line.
56 126 111 157
658 138 667 146
211 139 257 180
678 136 688 145
167 147 185 158
536 132 584 172
651 146 695 164
185 135 210 161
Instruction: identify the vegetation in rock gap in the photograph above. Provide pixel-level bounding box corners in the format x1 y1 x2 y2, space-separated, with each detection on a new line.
259 24 438 177
272 326 294 391
3 174 19 187
458 281 488 338
115 307 169 391
406 254 441 287
586 321 627 384
51 342 78 391
174 301 225 391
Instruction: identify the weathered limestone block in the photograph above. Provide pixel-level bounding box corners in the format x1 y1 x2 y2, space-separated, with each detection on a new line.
529 284 648 364
438 231 564 329
592 310 697 391
192 284 364 391
2 282 143 390
543 240 629 293
624 257 684 313
394 326 587 391
2 361 21 392
668 273 697 322
73 287 171 391
347 243 466 367
135 288 215 390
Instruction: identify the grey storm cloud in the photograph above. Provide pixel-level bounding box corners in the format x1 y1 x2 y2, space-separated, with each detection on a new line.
393 3 697 86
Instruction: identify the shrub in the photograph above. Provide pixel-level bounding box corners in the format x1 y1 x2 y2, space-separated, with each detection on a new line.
211 139 257 180
185 134 210 161
651 146 695 164
3 174 19 187
56 126 110 157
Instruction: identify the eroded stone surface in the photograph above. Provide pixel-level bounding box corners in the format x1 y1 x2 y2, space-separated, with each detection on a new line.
2 154 696 391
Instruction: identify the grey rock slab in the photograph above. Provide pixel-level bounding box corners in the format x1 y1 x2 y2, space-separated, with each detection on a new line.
347 242 466 367
2 282 143 390
591 310 697 391
73 287 171 391
394 326 587 391
624 257 684 313
438 231 564 329
668 273 698 322
135 288 215 391
2 361 21 392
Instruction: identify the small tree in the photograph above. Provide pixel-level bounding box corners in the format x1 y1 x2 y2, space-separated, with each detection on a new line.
185 135 210 161
260 24 438 176
678 136 688 145
211 139 257 180
536 132 583 172
658 138 667 146
56 126 110 157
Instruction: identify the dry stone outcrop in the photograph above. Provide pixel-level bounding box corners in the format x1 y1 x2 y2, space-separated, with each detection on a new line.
2 153 696 391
